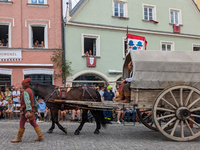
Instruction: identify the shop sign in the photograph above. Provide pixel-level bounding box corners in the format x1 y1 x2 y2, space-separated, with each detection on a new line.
0 49 22 61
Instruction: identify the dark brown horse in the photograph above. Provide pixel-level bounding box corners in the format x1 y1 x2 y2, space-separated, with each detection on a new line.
31 84 107 135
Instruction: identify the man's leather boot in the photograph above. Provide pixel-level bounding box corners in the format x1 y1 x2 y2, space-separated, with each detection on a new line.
34 126 44 141
11 128 25 143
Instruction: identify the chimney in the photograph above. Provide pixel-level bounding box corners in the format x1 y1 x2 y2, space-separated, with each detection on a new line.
65 2 71 22
69 0 72 12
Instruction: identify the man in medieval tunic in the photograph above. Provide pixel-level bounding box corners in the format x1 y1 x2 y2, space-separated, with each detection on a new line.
116 61 133 103
11 78 44 143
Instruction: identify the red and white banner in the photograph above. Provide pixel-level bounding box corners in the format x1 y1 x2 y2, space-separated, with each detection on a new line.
87 57 96 67
126 34 147 51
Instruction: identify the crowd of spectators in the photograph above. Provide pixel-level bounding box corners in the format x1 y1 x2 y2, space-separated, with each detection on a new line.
0 84 139 124
0 85 91 123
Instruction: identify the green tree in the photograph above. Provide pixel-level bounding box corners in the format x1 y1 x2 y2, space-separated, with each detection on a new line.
51 48 72 83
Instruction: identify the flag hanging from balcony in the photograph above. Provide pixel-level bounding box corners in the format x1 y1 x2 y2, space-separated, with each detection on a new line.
127 34 147 51
87 57 96 67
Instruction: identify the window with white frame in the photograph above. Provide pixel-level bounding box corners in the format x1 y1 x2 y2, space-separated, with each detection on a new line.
0 24 10 47
29 25 47 48
193 44 200 51
170 9 181 25
113 0 127 18
114 2 125 17
82 34 100 57
161 41 174 51
143 4 156 21
29 0 47 4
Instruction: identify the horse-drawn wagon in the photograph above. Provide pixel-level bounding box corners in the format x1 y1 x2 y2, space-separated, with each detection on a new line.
123 50 200 141
60 50 200 141
33 50 200 141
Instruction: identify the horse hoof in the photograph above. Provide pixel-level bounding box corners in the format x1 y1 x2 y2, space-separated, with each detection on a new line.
94 130 100 134
47 130 53 133
74 130 80 135
64 128 67 135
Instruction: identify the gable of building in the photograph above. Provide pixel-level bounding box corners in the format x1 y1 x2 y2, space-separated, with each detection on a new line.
68 0 200 36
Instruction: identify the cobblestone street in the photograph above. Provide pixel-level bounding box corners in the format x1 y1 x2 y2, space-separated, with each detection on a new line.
0 120 199 150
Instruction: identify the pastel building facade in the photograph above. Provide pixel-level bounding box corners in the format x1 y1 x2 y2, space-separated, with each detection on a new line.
64 0 200 89
0 0 63 90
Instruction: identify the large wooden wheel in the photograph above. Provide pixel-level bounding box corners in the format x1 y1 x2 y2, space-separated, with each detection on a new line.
137 109 157 131
153 85 200 141
137 109 174 131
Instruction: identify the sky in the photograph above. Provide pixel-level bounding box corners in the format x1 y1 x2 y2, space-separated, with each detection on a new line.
63 0 80 18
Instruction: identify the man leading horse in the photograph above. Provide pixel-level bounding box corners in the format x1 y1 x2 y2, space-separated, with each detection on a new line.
11 78 44 143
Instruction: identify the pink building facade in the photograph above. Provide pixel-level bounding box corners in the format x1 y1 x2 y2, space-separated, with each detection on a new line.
0 0 63 90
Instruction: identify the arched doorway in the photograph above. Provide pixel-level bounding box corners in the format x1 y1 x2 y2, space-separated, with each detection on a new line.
73 74 106 87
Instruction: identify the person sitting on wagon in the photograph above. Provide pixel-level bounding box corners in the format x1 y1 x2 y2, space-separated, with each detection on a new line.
117 61 133 103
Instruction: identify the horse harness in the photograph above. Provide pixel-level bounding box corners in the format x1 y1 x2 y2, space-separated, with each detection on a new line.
44 86 97 111
82 87 97 102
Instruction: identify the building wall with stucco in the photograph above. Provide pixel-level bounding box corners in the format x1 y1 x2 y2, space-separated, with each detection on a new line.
64 0 200 89
0 0 63 89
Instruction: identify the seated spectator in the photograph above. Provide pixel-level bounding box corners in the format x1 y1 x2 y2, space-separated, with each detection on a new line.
115 108 124 124
37 98 48 121
60 110 68 122
6 100 13 119
4 87 12 103
87 110 94 122
0 88 4 99
1 98 8 118
72 108 81 122
124 108 137 122
84 51 89 57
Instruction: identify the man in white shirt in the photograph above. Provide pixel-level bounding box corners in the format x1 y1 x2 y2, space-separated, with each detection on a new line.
12 87 20 110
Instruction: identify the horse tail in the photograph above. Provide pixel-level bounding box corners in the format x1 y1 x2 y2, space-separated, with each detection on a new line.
95 90 107 128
